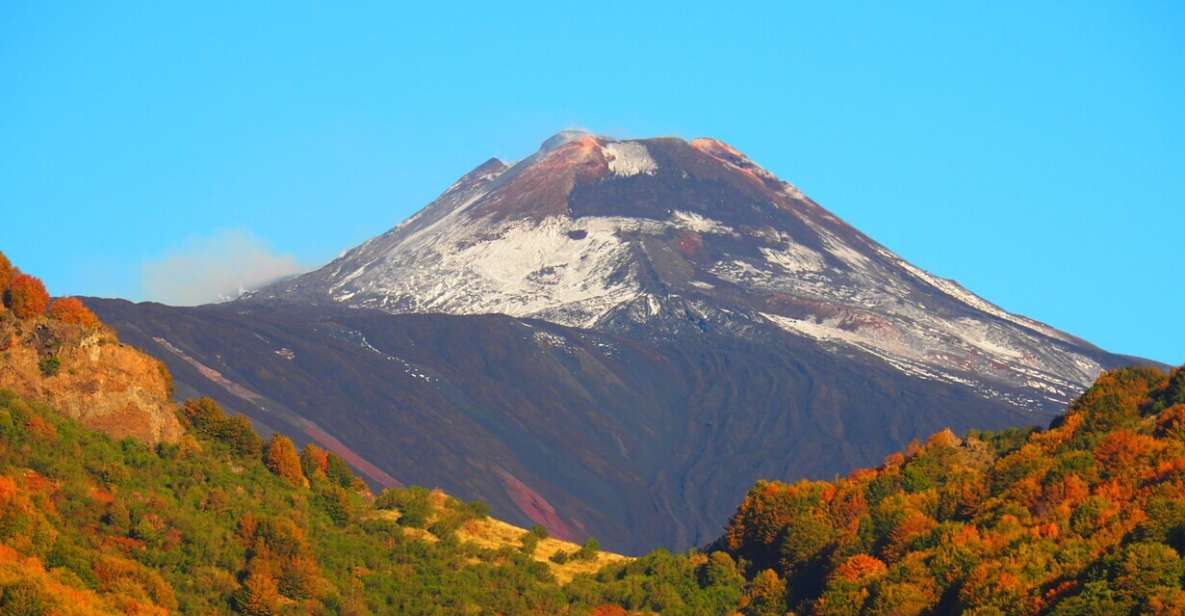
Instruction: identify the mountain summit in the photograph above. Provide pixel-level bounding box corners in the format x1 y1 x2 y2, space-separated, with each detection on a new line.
255 133 1128 411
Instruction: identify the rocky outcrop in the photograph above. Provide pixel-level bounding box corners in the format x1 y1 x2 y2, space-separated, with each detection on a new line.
0 312 181 445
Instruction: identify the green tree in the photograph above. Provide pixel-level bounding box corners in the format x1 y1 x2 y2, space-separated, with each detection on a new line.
575 537 600 561
325 452 357 488
300 443 329 480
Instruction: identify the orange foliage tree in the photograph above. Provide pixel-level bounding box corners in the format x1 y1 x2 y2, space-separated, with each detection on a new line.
47 296 101 329
5 273 49 319
300 443 330 480
265 434 306 487
235 572 283 615
834 554 887 583
0 251 14 295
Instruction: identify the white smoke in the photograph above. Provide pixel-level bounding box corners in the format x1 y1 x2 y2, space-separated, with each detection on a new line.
141 229 306 306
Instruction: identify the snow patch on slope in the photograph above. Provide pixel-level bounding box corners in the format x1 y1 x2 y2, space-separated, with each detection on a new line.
953 319 1024 360
672 211 736 235
334 215 661 328
604 142 658 177
760 308 1100 408
761 243 825 273
875 246 1076 344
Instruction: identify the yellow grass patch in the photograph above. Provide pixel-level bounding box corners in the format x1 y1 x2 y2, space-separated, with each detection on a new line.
365 497 629 583
455 516 629 584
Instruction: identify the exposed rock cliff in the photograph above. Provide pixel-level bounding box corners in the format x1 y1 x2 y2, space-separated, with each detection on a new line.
0 306 181 445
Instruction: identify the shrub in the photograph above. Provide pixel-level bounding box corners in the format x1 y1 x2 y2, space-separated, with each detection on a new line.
5 273 49 319
180 398 262 457
38 357 61 377
520 532 540 556
575 537 600 561
47 297 101 329
460 499 490 519
428 516 463 539
375 486 434 528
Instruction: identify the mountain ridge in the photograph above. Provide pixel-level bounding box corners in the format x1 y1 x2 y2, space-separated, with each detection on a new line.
250 132 1138 412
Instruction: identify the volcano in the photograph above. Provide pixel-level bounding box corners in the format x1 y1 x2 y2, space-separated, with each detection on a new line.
254 131 1124 409
92 132 1148 552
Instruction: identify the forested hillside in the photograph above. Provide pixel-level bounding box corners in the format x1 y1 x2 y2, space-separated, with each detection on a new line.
5 363 1183 615
719 364 1185 615
0 390 759 615
1 249 1183 614
0 251 745 614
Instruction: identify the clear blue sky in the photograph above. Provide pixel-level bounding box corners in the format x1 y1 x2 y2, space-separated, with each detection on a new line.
1 2 1182 364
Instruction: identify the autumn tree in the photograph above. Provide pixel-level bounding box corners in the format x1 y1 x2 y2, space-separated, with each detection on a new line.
300 443 330 480
265 434 306 487
4 273 49 319
0 251 14 295
1070 367 1166 434
47 296 101 329
742 569 788 616
235 572 283 616
180 397 261 457
813 554 888 616
834 554 887 583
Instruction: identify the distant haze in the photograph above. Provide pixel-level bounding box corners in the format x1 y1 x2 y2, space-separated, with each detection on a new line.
141 229 305 306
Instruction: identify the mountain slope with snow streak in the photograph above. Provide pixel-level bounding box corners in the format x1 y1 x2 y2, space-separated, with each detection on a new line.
255 131 1138 411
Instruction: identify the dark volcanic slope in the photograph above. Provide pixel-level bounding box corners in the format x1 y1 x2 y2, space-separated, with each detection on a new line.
92 298 1051 553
